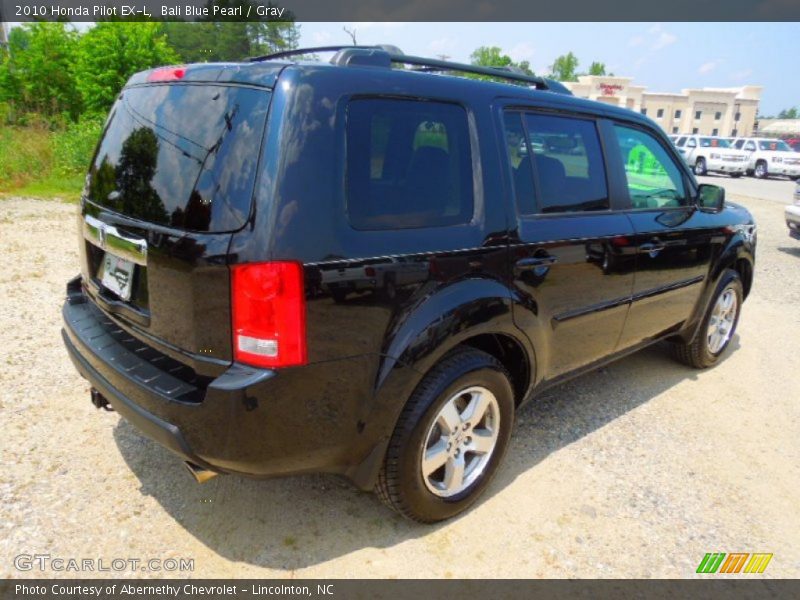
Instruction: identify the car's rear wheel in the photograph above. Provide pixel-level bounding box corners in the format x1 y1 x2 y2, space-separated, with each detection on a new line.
754 160 768 179
694 157 707 176
375 347 515 522
731 173 742 178
671 269 743 368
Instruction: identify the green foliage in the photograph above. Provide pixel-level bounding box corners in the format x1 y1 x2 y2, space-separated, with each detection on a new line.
588 61 606 76
0 23 82 119
549 52 579 82
52 116 105 176
0 124 53 189
0 116 102 197
74 22 179 115
163 20 299 62
467 46 534 85
777 107 798 119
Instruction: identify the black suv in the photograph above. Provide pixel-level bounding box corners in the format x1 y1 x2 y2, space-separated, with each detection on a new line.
62 47 756 522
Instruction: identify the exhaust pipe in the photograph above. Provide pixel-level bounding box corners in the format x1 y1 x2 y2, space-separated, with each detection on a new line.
184 461 219 484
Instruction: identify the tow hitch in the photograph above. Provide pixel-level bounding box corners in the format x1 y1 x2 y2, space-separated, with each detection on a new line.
91 388 114 411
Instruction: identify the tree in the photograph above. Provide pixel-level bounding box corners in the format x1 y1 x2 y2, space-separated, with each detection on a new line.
777 107 798 119
588 61 606 76
468 46 534 83
163 1 299 63
549 51 579 82
74 22 179 115
0 23 81 119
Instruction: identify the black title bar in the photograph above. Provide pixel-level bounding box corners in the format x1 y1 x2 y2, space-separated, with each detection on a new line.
2 0 800 22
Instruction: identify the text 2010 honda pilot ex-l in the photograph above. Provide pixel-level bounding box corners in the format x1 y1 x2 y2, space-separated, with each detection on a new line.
62 46 756 522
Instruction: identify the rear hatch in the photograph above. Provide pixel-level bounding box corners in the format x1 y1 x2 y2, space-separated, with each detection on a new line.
79 77 272 375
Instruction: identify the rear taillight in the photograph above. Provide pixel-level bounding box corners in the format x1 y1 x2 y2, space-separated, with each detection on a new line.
231 262 306 369
364 266 376 277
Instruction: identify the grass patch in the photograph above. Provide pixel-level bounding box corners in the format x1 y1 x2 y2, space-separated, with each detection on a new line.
10 174 84 202
0 118 102 201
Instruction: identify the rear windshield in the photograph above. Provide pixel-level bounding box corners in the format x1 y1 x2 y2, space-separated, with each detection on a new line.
87 84 270 232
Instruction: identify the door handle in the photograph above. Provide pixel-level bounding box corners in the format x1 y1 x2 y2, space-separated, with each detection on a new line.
515 256 558 270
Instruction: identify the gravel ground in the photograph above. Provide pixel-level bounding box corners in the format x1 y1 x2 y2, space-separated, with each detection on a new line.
1 177 799 579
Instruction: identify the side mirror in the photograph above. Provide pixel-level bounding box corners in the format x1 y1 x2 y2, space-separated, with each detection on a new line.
697 184 725 212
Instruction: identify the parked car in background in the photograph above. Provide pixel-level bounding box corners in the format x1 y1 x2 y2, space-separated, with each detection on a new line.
785 137 800 152
732 137 800 179
673 135 748 177
787 181 800 240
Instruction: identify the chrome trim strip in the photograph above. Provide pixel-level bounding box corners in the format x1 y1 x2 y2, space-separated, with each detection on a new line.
84 214 148 266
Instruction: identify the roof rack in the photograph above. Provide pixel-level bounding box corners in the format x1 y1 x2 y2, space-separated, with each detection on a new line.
248 46 571 95
247 45 379 62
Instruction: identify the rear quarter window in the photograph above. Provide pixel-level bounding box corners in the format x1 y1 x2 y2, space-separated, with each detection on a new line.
346 98 474 230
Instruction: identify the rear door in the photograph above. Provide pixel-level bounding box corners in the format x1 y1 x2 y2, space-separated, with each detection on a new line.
607 123 718 348
79 82 272 373
503 110 637 381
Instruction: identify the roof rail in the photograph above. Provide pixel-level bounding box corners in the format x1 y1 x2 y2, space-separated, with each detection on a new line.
248 45 378 62
248 46 572 95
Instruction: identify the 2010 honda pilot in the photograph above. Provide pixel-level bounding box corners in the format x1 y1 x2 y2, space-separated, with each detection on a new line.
62 47 756 522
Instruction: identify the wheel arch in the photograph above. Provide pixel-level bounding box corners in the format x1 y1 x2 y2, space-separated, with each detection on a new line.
346 278 535 490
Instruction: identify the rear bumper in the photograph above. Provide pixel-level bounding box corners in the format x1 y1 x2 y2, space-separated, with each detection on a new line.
62 326 217 471
61 285 385 486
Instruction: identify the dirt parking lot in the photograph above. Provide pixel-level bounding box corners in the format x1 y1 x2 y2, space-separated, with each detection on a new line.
1 177 799 579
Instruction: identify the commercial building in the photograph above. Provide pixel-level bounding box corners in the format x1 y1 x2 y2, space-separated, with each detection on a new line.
564 75 762 137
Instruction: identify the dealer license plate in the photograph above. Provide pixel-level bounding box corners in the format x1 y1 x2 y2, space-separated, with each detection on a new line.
101 253 135 301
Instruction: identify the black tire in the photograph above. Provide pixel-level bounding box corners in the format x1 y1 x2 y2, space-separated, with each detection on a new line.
381 276 397 301
731 173 742 178
375 347 515 523
330 288 348 303
754 160 768 179
694 157 707 176
671 269 743 369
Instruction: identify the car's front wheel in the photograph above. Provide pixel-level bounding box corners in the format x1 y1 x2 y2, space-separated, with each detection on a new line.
671 269 743 368
375 347 515 522
694 157 707 176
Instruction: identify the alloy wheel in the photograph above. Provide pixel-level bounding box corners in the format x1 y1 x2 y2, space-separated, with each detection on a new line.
421 386 500 498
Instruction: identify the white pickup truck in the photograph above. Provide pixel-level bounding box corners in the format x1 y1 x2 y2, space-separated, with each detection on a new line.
673 135 748 177
731 137 800 180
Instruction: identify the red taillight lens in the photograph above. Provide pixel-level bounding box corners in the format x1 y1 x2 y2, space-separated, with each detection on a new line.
147 67 186 82
364 266 376 277
231 262 306 369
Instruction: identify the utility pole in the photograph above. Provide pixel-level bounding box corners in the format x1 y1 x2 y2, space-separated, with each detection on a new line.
0 8 9 49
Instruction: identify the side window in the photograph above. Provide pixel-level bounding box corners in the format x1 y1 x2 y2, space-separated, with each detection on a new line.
676 137 687 147
687 138 697 148
346 98 473 230
734 140 745 149
613 125 688 209
520 114 609 214
745 141 756 151
503 112 537 214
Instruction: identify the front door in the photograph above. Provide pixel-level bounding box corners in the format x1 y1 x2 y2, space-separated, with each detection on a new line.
609 124 718 349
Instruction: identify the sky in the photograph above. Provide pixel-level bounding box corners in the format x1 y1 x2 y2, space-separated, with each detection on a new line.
297 22 799 116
